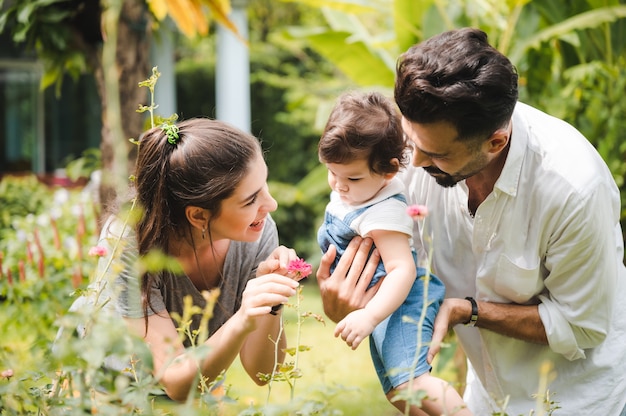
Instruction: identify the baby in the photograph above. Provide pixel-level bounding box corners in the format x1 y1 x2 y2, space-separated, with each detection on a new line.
317 91 471 416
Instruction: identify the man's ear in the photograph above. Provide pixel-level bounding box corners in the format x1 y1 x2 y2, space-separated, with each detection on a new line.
486 128 510 155
185 206 210 231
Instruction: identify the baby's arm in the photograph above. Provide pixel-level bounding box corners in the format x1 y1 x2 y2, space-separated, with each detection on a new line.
334 229 416 350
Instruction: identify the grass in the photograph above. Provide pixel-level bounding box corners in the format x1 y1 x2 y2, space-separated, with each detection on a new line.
221 280 464 415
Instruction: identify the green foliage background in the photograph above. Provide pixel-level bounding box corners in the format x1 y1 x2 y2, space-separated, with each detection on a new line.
286 0 626 253
177 0 626 262
0 0 625 414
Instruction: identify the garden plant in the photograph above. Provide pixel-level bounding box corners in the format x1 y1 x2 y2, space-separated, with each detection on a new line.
0 67 565 415
0 70 395 416
1 1 624 413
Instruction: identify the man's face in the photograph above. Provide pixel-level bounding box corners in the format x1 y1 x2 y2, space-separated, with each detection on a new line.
401 117 489 187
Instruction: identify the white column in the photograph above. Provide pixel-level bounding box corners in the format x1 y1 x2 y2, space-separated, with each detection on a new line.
151 19 177 119
216 0 250 133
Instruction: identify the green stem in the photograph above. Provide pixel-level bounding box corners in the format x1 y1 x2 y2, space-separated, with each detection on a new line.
290 285 304 401
265 318 284 406
404 220 433 414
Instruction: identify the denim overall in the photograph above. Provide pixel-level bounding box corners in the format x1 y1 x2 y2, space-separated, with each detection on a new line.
318 193 446 393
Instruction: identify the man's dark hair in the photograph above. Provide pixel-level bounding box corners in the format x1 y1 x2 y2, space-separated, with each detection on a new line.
394 28 519 141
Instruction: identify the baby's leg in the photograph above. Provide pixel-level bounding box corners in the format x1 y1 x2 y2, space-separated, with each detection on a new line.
386 373 472 416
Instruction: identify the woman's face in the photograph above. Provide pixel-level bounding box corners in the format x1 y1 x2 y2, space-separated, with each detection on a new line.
209 152 278 242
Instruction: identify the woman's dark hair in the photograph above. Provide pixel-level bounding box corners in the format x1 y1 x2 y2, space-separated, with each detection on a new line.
319 91 408 174
394 27 519 141
134 118 262 318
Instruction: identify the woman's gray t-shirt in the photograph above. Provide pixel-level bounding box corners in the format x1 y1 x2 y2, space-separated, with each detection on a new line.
95 215 279 347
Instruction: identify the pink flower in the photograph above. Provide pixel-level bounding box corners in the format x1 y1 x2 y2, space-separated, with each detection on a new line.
407 204 428 220
1 368 14 379
88 245 108 257
288 258 312 278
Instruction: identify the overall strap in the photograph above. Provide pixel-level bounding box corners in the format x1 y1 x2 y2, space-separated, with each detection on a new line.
343 193 407 226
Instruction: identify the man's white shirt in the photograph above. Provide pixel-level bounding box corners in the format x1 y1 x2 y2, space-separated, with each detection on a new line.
399 102 626 415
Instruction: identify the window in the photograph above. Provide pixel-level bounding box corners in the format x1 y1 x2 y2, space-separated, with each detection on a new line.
0 61 44 174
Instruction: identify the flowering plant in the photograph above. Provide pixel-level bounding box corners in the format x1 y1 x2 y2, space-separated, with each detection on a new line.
287 258 312 279
259 256 324 406
407 204 428 220
87 246 107 257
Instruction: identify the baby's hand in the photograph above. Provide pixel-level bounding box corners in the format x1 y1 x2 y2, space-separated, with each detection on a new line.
334 309 376 350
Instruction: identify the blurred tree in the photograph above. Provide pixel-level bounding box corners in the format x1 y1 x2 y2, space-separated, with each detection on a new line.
0 0 234 215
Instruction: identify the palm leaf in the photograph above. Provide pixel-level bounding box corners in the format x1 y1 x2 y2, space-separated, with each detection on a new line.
306 30 395 87
510 5 626 63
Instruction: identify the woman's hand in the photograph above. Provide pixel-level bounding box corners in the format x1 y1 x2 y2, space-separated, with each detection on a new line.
237 272 299 382
256 245 299 278
237 273 299 327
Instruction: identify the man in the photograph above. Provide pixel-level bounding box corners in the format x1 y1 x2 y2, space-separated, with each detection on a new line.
317 28 626 415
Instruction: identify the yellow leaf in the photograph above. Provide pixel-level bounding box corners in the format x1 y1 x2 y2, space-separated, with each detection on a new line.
204 0 247 45
188 0 209 36
146 0 168 21
165 0 198 38
194 0 230 15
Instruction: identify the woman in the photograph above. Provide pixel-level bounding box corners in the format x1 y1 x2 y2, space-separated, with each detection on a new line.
85 118 303 401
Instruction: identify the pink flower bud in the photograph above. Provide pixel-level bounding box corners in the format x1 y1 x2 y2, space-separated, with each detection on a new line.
88 245 108 257
407 204 428 220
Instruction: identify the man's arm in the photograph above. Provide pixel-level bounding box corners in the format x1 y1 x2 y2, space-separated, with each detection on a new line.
427 298 547 363
316 236 382 323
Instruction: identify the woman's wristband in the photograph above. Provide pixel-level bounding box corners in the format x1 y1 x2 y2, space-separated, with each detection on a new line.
464 297 478 327
269 304 283 315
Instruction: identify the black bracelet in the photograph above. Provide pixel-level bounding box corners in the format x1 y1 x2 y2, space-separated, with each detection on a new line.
269 304 283 315
465 297 478 327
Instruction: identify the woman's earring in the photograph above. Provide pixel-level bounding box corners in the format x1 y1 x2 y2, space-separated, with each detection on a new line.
201 228 206 240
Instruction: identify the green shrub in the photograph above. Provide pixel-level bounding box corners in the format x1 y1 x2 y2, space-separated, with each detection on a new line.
0 175 50 230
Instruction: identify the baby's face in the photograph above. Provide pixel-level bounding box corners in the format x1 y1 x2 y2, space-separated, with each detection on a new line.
325 158 392 206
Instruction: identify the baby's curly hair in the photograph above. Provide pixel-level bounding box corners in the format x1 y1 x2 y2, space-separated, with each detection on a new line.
319 91 409 175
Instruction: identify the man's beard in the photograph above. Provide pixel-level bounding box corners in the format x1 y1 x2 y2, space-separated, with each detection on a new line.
422 151 488 188
423 166 460 188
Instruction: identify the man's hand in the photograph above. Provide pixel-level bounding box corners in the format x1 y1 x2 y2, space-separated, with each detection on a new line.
316 237 382 323
427 298 466 364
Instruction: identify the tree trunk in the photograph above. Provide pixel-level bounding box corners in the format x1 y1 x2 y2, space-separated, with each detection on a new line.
96 0 151 219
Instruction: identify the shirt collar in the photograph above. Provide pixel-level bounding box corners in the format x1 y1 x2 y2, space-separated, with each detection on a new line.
494 102 527 197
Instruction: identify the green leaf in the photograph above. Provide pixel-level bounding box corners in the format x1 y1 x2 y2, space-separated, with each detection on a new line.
510 5 626 63
0 9 11 32
40 66 61 90
39 8 73 24
321 5 373 33
16 2 36 24
393 0 433 51
13 22 31 42
139 249 184 275
305 30 394 87
282 0 375 14
294 164 330 201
